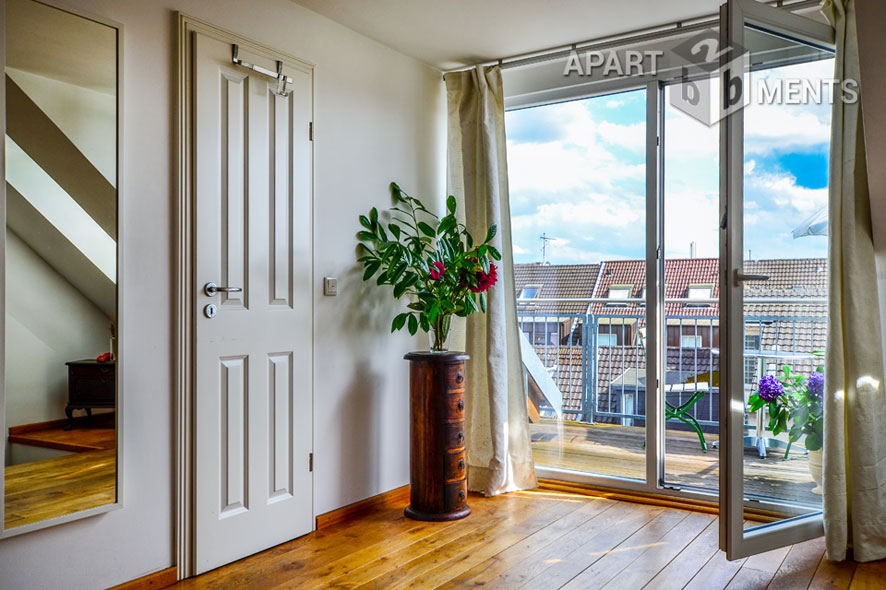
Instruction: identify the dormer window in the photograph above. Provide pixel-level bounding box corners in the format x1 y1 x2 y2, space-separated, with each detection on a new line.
606 284 632 306
687 284 714 306
519 285 541 299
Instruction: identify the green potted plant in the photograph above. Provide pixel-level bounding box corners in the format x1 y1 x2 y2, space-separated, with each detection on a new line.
356 182 500 352
749 359 825 493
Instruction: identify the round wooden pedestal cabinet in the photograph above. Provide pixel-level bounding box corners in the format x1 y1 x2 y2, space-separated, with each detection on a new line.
403 351 471 521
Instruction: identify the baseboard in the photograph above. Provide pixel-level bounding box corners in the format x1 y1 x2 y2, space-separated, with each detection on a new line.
107 566 177 590
316 485 410 530
538 478 779 522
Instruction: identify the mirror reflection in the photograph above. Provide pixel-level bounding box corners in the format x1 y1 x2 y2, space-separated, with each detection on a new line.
4 0 118 530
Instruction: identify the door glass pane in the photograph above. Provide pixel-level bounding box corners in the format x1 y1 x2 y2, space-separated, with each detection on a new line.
506 88 647 481
740 27 833 527
662 83 721 493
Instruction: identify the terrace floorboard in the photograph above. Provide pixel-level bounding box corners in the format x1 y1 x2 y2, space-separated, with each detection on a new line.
529 420 821 507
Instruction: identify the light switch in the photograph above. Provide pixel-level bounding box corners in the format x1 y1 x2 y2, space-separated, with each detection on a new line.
323 276 338 296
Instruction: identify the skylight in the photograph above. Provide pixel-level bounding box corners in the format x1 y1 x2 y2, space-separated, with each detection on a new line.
5 135 116 282
519 285 541 299
687 284 713 299
606 285 632 306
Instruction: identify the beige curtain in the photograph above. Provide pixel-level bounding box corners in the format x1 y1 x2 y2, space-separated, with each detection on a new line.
445 66 538 496
822 0 886 562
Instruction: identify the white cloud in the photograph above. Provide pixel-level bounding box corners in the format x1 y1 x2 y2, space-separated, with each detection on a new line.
597 121 646 153
605 99 625 108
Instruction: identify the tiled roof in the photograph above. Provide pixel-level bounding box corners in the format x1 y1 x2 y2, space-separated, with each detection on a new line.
514 263 600 315
665 258 719 317
519 257 827 320
589 259 646 317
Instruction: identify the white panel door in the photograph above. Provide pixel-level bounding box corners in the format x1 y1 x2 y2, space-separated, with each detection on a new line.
193 32 313 574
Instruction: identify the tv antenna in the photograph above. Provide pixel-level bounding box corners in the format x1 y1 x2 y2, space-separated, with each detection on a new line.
540 233 556 264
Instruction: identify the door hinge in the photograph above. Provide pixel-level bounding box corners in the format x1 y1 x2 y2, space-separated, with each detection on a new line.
656 245 661 260
309 122 313 141
309 453 313 472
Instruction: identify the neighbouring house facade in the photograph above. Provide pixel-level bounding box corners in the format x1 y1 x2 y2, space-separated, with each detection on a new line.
515 258 828 426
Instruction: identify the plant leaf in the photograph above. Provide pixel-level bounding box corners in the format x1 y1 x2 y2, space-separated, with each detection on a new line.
407 314 418 336
479 292 487 312
357 231 377 242
485 224 497 243
417 221 436 238
447 195 457 214
370 207 379 226
391 313 408 332
362 261 381 281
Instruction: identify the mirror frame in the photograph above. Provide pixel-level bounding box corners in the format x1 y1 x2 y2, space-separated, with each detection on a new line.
0 0 123 538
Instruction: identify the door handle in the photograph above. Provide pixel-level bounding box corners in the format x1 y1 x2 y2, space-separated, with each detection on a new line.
734 270 769 285
204 282 243 296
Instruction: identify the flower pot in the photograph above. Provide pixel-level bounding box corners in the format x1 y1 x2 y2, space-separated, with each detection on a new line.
807 449 823 495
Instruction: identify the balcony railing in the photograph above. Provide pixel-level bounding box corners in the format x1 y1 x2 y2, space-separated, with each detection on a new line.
518 297 827 429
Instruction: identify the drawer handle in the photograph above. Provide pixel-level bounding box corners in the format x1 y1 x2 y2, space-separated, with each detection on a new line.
457 431 464 444
458 459 465 470
458 490 466 501
457 399 464 411
456 372 464 384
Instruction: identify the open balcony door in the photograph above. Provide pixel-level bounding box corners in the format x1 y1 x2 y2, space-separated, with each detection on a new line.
719 0 835 560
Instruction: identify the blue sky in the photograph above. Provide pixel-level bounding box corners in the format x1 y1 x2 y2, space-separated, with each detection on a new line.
505 59 833 265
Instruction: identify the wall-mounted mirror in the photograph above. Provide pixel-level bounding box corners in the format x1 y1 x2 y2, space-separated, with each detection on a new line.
3 0 119 532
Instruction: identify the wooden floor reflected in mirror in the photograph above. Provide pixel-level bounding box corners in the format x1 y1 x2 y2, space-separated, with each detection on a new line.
5 414 116 529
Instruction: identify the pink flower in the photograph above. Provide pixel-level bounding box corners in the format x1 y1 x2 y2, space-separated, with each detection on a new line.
429 261 446 280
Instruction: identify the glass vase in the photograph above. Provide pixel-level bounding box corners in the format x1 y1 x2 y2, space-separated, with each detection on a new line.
428 315 452 353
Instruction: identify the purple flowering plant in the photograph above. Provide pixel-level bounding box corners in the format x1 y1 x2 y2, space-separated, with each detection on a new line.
748 352 825 458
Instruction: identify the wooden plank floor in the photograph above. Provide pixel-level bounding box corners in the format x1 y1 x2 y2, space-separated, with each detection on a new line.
530 421 821 507
4 448 116 528
170 488 877 589
8 417 115 453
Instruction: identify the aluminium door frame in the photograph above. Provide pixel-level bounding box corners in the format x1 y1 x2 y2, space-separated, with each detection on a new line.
175 14 315 579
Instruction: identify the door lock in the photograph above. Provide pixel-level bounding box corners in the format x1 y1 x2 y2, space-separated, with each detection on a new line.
204 304 218 318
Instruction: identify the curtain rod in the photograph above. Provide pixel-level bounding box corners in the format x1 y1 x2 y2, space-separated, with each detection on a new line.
443 0 823 75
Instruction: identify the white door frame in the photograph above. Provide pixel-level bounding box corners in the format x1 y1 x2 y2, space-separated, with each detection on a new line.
175 14 315 579
718 0 834 560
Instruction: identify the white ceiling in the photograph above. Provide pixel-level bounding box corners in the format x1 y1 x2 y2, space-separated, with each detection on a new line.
291 0 725 70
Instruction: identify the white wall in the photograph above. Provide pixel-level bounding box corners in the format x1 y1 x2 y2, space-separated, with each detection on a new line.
0 0 445 588
4 230 110 465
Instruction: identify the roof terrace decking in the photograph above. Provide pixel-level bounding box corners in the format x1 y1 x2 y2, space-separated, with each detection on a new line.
529 421 821 508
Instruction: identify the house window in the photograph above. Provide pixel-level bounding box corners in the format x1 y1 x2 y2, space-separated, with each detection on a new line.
598 333 618 346
519 285 541 299
687 284 713 300
686 284 714 307
606 285 632 306
681 335 703 348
